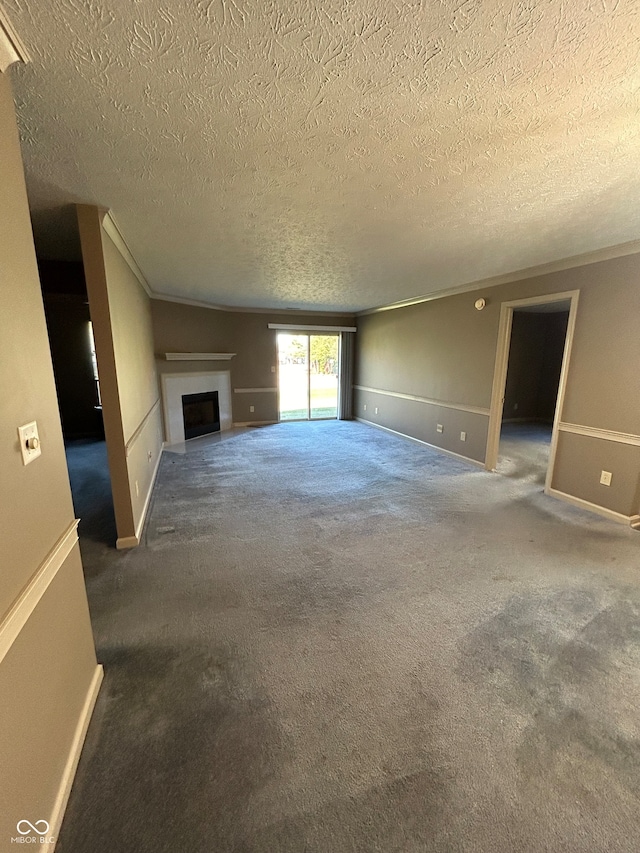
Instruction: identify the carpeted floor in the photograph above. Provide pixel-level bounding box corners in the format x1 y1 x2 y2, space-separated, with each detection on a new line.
65 438 116 549
497 421 553 485
58 421 640 853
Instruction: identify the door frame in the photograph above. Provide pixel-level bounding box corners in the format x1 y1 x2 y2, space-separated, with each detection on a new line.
485 289 580 495
275 331 341 422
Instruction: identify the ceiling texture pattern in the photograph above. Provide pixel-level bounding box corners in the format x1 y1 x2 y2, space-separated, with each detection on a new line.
6 0 640 311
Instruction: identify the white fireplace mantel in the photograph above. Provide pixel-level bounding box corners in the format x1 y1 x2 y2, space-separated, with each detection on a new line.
161 370 233 445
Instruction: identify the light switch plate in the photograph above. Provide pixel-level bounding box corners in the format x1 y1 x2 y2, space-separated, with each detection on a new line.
600 470 612 486
18 421 41 465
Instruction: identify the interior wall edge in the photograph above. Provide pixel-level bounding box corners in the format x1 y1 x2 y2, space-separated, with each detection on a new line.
77 203 136 540
0 520 78 667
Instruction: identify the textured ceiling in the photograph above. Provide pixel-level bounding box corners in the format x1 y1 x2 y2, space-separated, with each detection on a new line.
6 0 640 311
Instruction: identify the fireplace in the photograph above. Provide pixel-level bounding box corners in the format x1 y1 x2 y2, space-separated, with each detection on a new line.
182 391 220 440
161 371 232 445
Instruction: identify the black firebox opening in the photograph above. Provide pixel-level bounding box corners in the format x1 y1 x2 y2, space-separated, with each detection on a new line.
182 391 220 440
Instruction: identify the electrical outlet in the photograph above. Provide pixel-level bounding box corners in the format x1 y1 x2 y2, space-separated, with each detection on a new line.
374 407 379 415
436 424 444 434
460 431 467 441
271 366 276 373
363 404 367 411
148 450 152 461
249 405 255 413
135 480 139 497
600 470 612 486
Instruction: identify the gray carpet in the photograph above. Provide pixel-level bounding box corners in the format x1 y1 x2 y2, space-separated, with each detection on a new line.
65 439 117 561
58 421 640 853
498 422 553 485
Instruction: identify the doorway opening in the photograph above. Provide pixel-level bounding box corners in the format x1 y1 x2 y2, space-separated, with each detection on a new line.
277 333 339 421
499 303 570 482
486 291 579 493
39 258 116 548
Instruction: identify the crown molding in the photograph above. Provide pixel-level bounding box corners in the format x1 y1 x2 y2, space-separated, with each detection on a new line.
0 4 30 72
358 238 640 315
151 291 355 318
101 210 152 297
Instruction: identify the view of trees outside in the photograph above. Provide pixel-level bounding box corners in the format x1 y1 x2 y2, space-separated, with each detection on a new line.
278 334 339 420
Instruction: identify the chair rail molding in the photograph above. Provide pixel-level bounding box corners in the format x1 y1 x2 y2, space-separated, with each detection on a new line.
557 422 640 447
0 520 78 666
234 387 277 394
354 384 490 417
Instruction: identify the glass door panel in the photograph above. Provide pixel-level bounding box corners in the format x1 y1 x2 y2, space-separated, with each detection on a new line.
277 333 309 421
310 335 339 420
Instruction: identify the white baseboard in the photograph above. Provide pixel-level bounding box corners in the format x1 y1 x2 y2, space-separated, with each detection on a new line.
545 487 633 525
134 441 164 542
232 420 278 427
47 664 104 853
116 534 139 550
629 515 640 530
117 442 164 549
355 417 484 468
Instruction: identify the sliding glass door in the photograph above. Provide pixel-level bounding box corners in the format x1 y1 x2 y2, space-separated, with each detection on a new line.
277 333 339 421
278 334 309 421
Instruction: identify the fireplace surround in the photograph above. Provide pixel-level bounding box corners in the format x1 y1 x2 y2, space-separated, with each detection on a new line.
161 371 232 444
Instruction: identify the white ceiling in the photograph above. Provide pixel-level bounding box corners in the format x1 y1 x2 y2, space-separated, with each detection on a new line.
6 0 640 312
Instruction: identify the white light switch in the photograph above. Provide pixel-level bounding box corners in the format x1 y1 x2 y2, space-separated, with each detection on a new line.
18 421 41 465
460 431 467 441
436 424 444 433
600 470 612 486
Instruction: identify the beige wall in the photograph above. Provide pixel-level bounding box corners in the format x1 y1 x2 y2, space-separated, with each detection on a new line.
151 300 354 426
0 70 99 844
78 206 163 547
356 253 640 519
